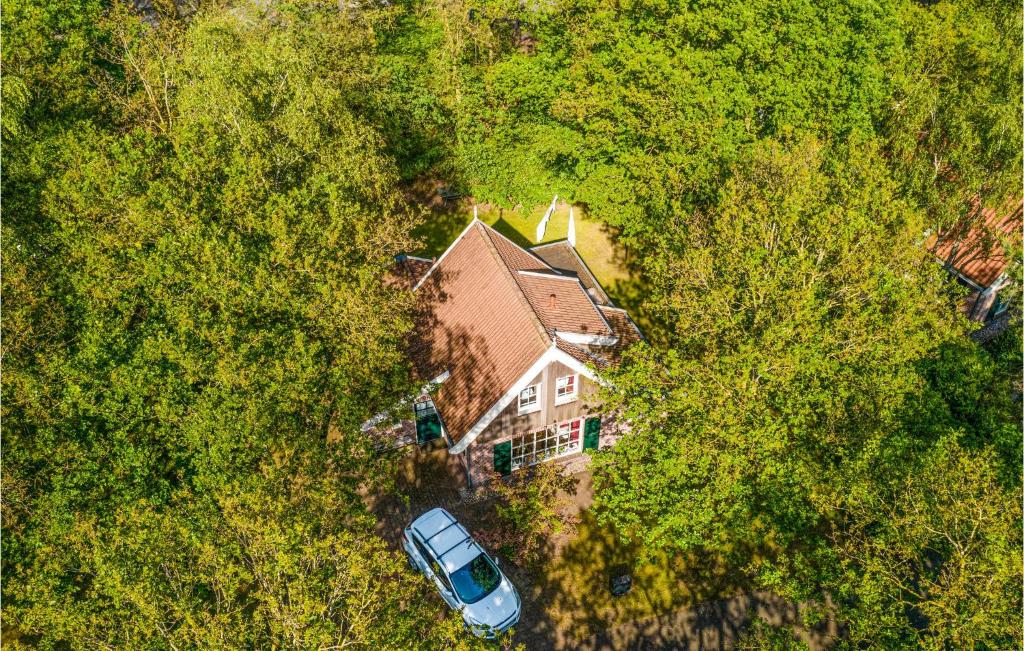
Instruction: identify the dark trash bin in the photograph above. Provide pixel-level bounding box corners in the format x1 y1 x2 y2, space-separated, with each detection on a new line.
609 564 632 597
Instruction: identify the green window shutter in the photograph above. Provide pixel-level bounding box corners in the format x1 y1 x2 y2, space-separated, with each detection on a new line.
493 441 512 476
584 416 601 450
415 414 442 444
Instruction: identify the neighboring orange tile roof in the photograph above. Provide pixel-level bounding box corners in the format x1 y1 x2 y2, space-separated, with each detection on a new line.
411 220 644 444
930 198 1022 288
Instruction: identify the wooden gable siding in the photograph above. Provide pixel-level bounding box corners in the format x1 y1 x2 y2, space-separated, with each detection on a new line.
461 359 604 486
472 359 600 448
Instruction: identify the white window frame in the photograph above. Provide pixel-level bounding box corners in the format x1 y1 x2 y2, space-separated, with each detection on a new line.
517 383 541 415
509 418 583 471
554 374 578 405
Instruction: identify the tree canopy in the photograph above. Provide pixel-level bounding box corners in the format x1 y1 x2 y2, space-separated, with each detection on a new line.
3 2 487 648
3 0 1020 648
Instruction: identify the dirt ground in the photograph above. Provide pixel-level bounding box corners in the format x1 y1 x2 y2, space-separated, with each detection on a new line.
364 443 840 650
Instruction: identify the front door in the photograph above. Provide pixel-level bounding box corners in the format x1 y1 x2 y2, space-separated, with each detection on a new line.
414 399 443 444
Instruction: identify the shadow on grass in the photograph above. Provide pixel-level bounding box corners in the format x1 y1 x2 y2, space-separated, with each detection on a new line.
491 215 535 249
498 483 763 650
512 503 841 649
410 201 471 258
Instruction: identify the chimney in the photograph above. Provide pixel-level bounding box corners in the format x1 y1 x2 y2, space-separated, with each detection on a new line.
548 293 557 309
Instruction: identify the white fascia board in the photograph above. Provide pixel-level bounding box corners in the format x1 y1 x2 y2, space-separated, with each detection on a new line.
517 269 572 280
428 369 451 387
448 349 555 454
554 330 620 347
550 346 602 384
449 345 603 454
359 370 451 431
412 219 480 292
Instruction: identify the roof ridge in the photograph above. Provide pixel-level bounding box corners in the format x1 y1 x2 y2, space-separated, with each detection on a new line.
486 226 614 337
529 240 567 251
412 218 481 292
479 221 559 273
476 222 552 347
517 269 579 281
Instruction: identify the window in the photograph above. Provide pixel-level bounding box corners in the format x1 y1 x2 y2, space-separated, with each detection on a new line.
509 418 582 470
414 400 436 418
415 538 453 592
449 553 501 604
558 418 582 445
555 374 578 404
518 383 541 414
413 538 433 565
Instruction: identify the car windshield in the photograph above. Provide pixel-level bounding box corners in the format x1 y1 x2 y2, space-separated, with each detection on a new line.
449 552 501 604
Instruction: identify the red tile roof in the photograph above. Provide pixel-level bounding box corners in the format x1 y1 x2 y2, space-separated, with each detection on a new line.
598 306 644 353
556 306 644 369
473 228 612 335
517 272 612 336
480 226 553 274
387 256 434 290
930 198 1022 288
412 223 550 443
531 241 613 306
411 220 643 443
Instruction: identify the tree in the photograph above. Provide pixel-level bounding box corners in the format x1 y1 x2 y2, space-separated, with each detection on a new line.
593 136 955 553
589 137 1021 645
735 618 810 651
477 463 579 568
832 438 1022 649
2 3 493 648
5 0 1020 646
885 0 1022 266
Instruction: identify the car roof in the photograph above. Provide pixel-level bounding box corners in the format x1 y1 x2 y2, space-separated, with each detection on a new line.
410 508 484 574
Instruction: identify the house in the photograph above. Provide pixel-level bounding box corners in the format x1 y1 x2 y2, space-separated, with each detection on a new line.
928 198 1022 323
375 219 642 487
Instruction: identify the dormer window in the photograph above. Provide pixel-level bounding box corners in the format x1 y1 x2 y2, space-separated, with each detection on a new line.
518 383 541 414
555 374 578 405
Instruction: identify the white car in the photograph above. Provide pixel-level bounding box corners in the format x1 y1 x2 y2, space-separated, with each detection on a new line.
403 508 521 638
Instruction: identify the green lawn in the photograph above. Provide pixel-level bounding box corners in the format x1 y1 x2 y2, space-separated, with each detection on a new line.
412 201 642 315
509 508 746 644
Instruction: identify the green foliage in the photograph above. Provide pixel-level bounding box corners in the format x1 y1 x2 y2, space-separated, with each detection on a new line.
590 138 1022 646
886 0 1022 242
834 437 1022 649
735 618 810 651
594 137 952 551
2 3 489 648
479 463 579 568
4 0 1020 646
